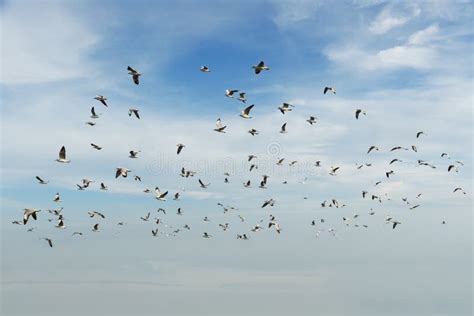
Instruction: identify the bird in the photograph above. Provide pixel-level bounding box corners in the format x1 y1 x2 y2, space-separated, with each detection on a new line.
240 104 255 119
174 192 180 200
155 187 168 201
389 158 402 164
278 103 294 114
280 122 287 133
323 86 336 94
225 89 238 98
448 165 458 172
243 180 251 188
416 131 425 138
238 92 246 103
214 118 227 133
72 232 83 236
200 65 210 72
140 212 150 221
100 182 108 190
411 145 418 152
55 219 66 229
152 229 158 237
177 208 183 215
367 146 379 154
355 109 366 119
202 232 211 238
85 121 96 126
261 199 275 208
198 179 210 189
88 211 105 219
92 223 100 232
134 175 142 182
248 128 259 136
53 193 61 202
453 187 466 194
115 168 131 178
42 238 53 248
94 95 108 107
392 221 401 229
128 109 140 119
329 166 340 176
91 143 103 150
386 170 394 178
127 66 141 85
248 155 257 161
35 176 49 184
177 144 185 155
252 61 270 74
23 208 40 225
90 106 101 119
307 116 317 125
55 146 71 163
129 150 141 158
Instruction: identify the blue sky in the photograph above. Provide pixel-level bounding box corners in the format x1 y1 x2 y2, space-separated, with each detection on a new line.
1 1 472 315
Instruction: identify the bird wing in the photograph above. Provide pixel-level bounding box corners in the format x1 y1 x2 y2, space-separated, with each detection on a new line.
243 104 254 115
115 168 122 178
127 66 137 73
59 146 66 159
36 176 44 183
91 107 97 116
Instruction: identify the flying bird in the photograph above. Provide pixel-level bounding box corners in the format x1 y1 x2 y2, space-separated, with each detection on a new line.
248 128 259 136
91 143 102 150
252 61 270 74
323 86 336 94
129 150 141 158
155 187 168 201
355 109 366 119
42 238 53 248
115 168 131 178
416 131 425 138
177 144 185 155
214 118 227 133
278 103 294 115
367 146 379 154
55 146 70 163
238 92 246 103
280 122 287 133
100 182 108 191
128 109 140 119
307 116 317 125
198 179 210 189
240 104 255 119
127 66 141 85
94 95 108 107
35 176 49 184
200 65 210 72
90 106 101 119
23 208 40 225
225 89 238 98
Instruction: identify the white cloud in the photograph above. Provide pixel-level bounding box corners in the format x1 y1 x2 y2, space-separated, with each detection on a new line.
272 0 325 28
369 3 420 34
407 23 440 45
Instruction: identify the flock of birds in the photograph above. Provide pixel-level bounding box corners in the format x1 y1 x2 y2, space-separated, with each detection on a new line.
13 61 468 248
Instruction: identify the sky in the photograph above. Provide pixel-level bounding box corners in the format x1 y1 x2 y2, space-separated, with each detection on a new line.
0 0 473 315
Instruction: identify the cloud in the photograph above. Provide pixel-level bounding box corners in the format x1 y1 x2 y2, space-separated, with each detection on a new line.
1 1 99 84
407 23 440 45
369 3 420 34
272 0 325 28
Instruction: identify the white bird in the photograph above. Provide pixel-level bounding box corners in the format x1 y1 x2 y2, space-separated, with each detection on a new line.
200 65 210 72
214 118 227 133
240 104 254 119
355 109 366 120
94 95 108 107
155 187 168 201
238 92 246 103
53 193 61 203
23 208 40 225
225 89 238 98
35 176 49 184
55 146 71 163
252 61 270 74
55 219 66 229
323 86 336 94
278 103 294 114
280 122 287 133
128 109 140 119
127 66 141 85
100 182 108 190
115 167 131 178
92 223 100 232
90 106 101 119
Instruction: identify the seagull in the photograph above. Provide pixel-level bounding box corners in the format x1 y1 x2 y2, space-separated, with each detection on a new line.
140 212 151 221
92 223 100 232
278 103 294 115
261 199 275 208
155 187 168 201
251 224 262 232
23 208 40 225
55 219 66 229
276 158 285 165
390 146 407 151
315 161 321 167
157 208 166 215
85 121 96 126
72 232 83 236
214 118 227 133
177 144 185 155
355 109 366 119
389 158 402 164
35 176 49 184
367 146 379 154
202 232 211 238
77 184 85 191
42 238 53 248
200 65 210 72
82 179 94 187
91 143 102 150
53 193 61 203
237 234 249 240
307 116 317 125
248 128 259 136
453 187 466 194
88 211 105 219
386 170 394 178
249 164 257 172
115 168 131 178
55 146 71 163
238 92 246 103
127 66 141 85
323 86 336 94
448 165 458 172
280 122 287 133
416 131 425 138
128 109 140 119
100 182 108 190
129 150 141 158
177 208 182 215
240 104 254 119
252 61 270 74
225 89 239 98
134 175 142 182
174 192 180 200
248 155 257 161
392 221 401 229
329 166 340 176
243 180 251 188
152 229 158 237
198 179 210 189
90 106 101 119
94 95 108 107
411 145 418 152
